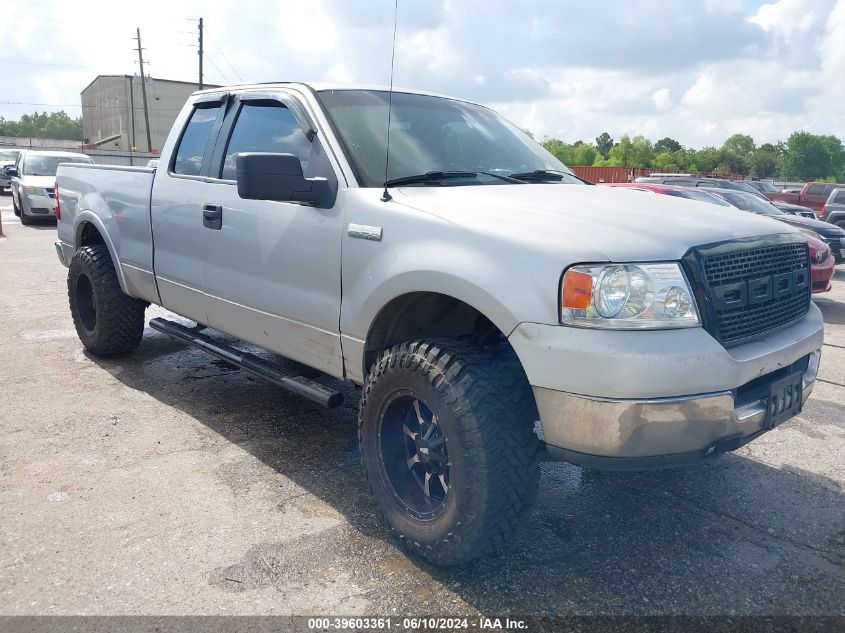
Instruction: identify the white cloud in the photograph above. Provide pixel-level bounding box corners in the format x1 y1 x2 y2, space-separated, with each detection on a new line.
651 88 673 112
278 1 337 53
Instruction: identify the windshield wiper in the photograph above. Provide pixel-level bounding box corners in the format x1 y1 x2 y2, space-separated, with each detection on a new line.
383 171 521 188
507 169 594 185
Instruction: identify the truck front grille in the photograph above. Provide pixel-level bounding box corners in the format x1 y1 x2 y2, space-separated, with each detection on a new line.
684 238 811 347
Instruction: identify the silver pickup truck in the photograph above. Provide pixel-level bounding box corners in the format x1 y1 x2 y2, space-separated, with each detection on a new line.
55 83 823 565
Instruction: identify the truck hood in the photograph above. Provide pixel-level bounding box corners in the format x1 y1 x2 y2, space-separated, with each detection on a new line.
393 184 798 262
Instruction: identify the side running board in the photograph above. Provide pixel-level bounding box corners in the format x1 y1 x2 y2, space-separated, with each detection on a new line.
148 317 343 408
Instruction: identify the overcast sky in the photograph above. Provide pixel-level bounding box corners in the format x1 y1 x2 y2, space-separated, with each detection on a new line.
1 0 843 147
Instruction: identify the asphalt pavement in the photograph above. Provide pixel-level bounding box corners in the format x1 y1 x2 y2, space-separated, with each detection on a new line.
0 194 843 616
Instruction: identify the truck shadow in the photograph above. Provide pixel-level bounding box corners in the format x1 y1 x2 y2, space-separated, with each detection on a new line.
92 326 845 615
815 293 845 325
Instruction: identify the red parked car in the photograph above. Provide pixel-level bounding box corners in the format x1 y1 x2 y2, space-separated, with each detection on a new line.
602 182 736 207
765 182 845 217
807 233 834 294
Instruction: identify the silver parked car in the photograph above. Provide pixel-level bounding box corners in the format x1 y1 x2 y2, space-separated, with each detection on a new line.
0 149 22 191
10 151 93 224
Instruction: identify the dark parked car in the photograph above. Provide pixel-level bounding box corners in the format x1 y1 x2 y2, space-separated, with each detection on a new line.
704 188 845 263
0 149 22 192
745 180 782 194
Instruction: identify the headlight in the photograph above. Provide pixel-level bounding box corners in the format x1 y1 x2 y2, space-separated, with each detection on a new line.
22 186 44 196
560 263 700 329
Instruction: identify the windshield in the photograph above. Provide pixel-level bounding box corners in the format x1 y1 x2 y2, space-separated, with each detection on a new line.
715 191 783 215
752 181 779 193
0 150 20 163
22 155 92 177
665 189 732 206
318 89 581 187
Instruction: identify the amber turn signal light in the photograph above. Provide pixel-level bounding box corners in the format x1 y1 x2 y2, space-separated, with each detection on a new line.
561 269 593 310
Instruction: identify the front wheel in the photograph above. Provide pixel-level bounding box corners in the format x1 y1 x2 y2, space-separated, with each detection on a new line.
18 200 33 225
68 245 147 356
359 339 540 565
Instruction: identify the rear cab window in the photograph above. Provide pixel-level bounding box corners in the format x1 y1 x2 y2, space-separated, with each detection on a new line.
172 102 224 176
807 184 826 196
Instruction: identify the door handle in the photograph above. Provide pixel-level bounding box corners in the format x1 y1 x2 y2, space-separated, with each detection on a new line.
203 204 222 230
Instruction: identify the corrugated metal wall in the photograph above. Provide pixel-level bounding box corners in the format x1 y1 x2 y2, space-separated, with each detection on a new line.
570 166 744 183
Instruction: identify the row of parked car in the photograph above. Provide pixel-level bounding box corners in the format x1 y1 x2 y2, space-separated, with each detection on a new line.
608 175 845 294
0 148 93 225
2 147 843 294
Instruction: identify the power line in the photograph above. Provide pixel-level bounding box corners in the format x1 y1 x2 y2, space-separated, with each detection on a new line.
0 101 185 111
207 34 244 83
0 59 95 69
203 53 231 85
5 12 67 23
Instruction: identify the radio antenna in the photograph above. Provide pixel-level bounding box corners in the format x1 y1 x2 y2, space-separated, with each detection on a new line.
380 0 399 202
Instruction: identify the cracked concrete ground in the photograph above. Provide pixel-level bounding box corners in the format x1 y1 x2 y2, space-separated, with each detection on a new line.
0 196 843 616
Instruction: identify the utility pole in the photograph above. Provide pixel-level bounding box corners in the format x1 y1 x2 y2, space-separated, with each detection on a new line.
198 17 204 90
134 27 153 153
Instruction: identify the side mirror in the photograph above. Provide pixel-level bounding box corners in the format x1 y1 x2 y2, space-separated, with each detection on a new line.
4 166 19 178
236 153 329 206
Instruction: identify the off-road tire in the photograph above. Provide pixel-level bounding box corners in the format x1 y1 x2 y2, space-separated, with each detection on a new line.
359 339 540 565
68 245 147 356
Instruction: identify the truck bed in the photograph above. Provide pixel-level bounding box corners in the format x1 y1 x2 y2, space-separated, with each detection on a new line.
56 163 159 305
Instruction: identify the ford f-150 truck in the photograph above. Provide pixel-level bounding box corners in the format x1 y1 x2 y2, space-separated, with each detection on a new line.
55 83 824 565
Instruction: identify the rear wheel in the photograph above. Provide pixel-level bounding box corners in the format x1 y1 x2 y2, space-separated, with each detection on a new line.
359 339 540 565
68 245 147 356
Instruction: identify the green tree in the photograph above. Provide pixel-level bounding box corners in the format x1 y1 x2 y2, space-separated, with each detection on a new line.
595 132 613 159
542 138 577 165
654 137 682 154
751 143 779 178
573 143 597 166
608 135 654 167
719 134 755 175
652 152 679 171
0 111 83 141
780 131 835 180
691 146 722 173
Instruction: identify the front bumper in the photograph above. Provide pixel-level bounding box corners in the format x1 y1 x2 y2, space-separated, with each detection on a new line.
509 306 824 468
535 349 819 469
22 193 55 217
